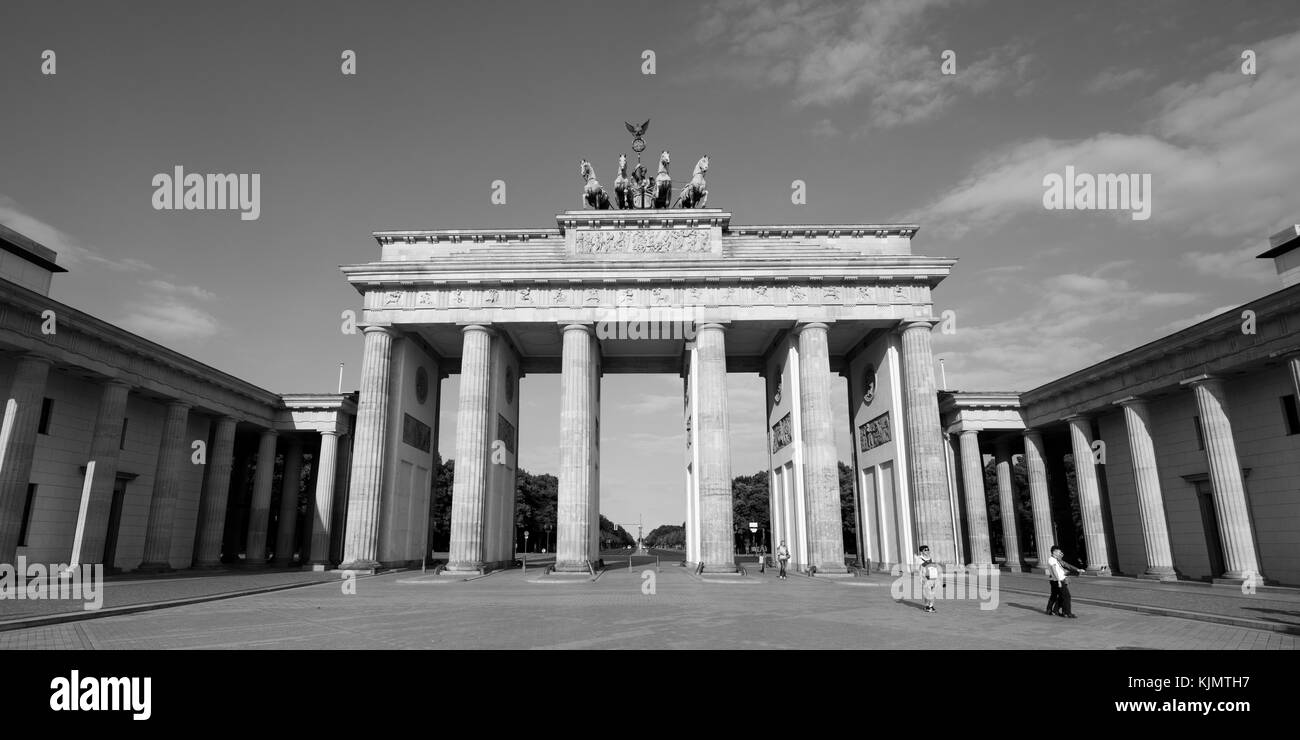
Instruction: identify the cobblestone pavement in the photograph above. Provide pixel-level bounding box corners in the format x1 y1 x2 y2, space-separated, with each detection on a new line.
0 564 1294 650
0 568 343 622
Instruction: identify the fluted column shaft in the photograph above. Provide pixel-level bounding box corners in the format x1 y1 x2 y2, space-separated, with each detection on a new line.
448 324 494 571
899 321 955 563
554 324 597 571
797 323 847 573
272 437 304 565
79 380 131 565
958 430 993 566
994 439 1023 570
1185 376 1261 580
1115 398 1177 579
340 325 395 570
1289 355 1300 405
1067 416 1111 574
0 355 52 563
1023 430 1054 566
139 401 193 571
193 416 238 567
244 429 279 567
308 431 339 568
697 323 736 573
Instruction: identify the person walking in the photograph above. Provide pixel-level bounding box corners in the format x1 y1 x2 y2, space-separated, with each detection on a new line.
1045 545 1082 618
916 545 941 613
776 540 790 579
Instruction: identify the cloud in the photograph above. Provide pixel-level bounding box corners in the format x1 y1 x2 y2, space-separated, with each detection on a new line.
0 197 155 273
1155 304 1237 335
1083 66 1157 94
933 265 1206 390
911 29 1300 250
692 0 1032 128
118 280 222 343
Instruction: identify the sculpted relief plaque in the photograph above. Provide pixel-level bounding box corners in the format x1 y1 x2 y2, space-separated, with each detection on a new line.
574 228 712 254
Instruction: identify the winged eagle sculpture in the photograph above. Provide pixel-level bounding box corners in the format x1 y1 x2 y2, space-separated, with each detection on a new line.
624 119 650 138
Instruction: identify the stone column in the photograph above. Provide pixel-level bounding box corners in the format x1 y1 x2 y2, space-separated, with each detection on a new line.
1066 415 1112 575
243 429 279 568
994 438 1023 571
796 322 848 574
448 324 494 572
899 321 956 563
1182 375 1261 581
696 323 736 573
272 437 304 566
0 354 52 564
340 325 395 571
138 400 193 571
1114 397 1177 580
193 416 238 567
1023 430 1054 566
79 379 131 565
957 430 993 566
555 324 596 572
1289 354 1300 403
307 430 339 569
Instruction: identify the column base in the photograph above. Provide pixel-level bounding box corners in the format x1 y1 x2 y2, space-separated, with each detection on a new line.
1139 567 1179 582
192 560 225 569
812 563 851 575
1085 567 1113 577
338 558 380 573
1000 563 1030 573
702 564 739 574
135 561 173 574
553 560 594 573
305 561 335 572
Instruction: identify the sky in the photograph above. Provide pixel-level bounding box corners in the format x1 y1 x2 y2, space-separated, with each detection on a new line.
3 0 1298 533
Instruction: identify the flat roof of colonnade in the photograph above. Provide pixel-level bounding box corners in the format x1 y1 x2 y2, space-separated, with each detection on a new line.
342 209 957 374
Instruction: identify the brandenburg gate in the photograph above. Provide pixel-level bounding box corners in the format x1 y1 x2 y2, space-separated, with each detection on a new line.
336 154 958 576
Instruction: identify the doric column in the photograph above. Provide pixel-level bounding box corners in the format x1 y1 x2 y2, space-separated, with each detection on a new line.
339 325 395 571
1289 354 1300 403
994 438 1023 571
957 430 993 566
899 321 956 563
79 379 131 565
307 430 339 569
193 416 238 567
138 400 193 571
1066 415 1112 575
272 437 304 566
243 429 279 568
448 324 494 572
0 354 52 564
555 323 597 572
1113 397 1177 580
1023 430 1054 566
1182 375 1261 581
696 323 736 573
797 322 848 574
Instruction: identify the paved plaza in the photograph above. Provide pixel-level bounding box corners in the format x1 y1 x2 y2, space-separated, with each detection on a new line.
1 554 1295 650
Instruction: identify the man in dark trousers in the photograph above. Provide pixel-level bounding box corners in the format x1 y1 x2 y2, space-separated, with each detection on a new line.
1046 545 1083 618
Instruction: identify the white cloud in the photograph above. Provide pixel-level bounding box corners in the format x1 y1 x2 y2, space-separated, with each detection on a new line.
0 197 156 273
912 29 1300 251
693 0 1032 128
1083 66 1157 94
118 297 221 343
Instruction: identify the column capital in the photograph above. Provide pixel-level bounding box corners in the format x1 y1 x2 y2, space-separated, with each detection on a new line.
164 399 192 412
360 324 398 337
258 427 279 438
1179 373 1221 388
1063 413 1091 423
459 323 496 336
696 321 729 333
103 378 134 390
793 321 832 334
899 318 939 333
1112 395 1148 408
319 428 339 438
17 352 54 367
1022 428 1045 440
558 322 594 335
959 428 980 439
